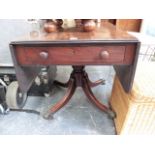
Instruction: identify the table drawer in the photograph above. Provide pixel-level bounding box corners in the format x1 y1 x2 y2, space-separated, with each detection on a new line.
15 45 134 66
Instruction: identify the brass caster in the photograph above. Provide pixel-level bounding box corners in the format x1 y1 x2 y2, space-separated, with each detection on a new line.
42 112 54 120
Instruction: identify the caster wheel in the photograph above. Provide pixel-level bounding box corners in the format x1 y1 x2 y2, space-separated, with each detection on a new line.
41 110 54 120
42 113 54 120
101 79 106 85
6 81 27 109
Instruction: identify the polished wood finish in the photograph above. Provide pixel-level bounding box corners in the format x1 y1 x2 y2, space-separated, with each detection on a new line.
14 45 136 66
10 22 140 118
44 78 76 119
10 22 140 93
44 66 115 119
11 22 137 42
115 19 142 32
82 19 96 32
88 79 105 87
44 21 58 33
43 19 64 33
102 19 142 32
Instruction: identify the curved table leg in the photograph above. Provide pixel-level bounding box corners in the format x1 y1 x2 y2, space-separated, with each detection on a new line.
88 79 105 87
82 78 116 118
43 79 76 119
84 73 105 87
54 80 70 88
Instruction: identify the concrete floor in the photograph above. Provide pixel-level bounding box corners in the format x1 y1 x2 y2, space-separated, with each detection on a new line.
0 19 116 135
0 66 116 135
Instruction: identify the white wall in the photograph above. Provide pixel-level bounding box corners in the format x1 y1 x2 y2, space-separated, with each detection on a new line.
140 19 155 37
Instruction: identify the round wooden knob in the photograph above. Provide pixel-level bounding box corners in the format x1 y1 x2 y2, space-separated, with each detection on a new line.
39 51 48 59
82 19 96 32
100 51 110 59
44 22 57 33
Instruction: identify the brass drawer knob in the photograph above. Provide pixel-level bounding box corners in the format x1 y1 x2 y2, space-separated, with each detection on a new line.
100 51 110 59
39 51 49 59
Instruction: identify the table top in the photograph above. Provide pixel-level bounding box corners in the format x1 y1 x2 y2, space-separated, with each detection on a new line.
10 22 140 93
10 22 138 45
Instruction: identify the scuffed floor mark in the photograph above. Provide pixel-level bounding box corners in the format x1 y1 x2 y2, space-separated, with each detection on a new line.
89 112 97 129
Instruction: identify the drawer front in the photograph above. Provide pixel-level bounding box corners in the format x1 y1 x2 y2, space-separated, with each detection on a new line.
15 45 134 66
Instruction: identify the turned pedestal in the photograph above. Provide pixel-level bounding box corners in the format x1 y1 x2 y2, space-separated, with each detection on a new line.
44 66 115 119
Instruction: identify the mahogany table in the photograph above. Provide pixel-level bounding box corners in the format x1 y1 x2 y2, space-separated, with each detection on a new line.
9 22 140 119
